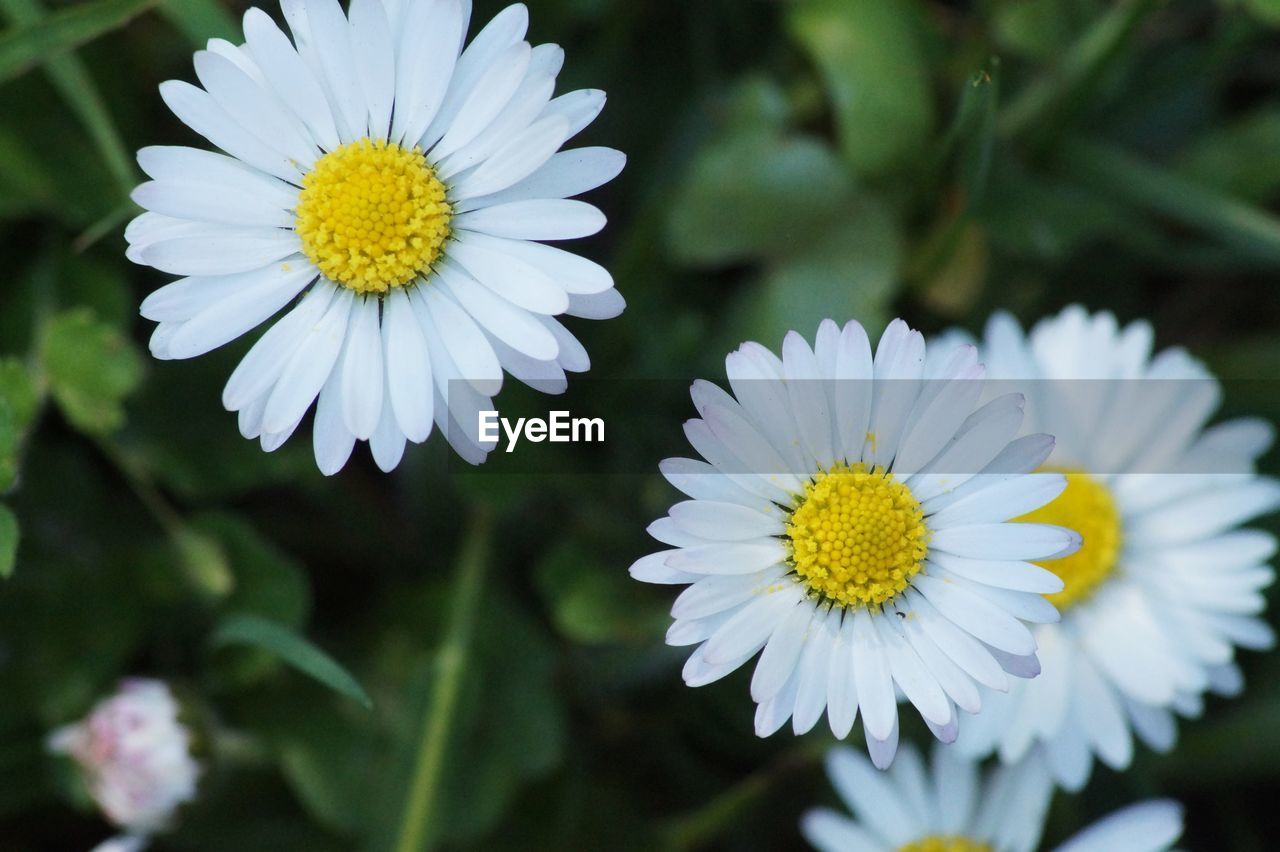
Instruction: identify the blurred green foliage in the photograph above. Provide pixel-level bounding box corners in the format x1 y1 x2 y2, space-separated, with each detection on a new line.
0 0 1279 849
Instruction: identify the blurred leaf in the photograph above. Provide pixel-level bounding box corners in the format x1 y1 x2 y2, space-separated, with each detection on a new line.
39 307 142 435
57 253 132 327
174 525 235 598
0 359 38 429
212 614 373 710
993 0 1079 60
1001 0 1157 139
1177 104 1280 204
157 0 237 46
917 220 989 317
787 0 933 176
0 503 16 577
985 160 1136 261
0 0 134 195
0 411 16 493
0 124 56 214
666 123 850 265
1060 137 1280 263
0 0 158 84
734 197 902 346
535 540 667 645
1242 0 1280 25
200 512 309 627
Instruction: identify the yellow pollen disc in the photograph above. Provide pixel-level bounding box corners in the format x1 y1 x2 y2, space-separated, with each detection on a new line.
898 836 993 852
295 137 451 294
1015 467 1122 610
786 462 929 609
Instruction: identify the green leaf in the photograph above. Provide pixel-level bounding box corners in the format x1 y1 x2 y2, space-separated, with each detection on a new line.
993 0 1080 60
0 0 135 196
212 613 373 709
174 526 235 598
1000 0 1157 139
667 129 851 265
40 307 143 436
1177 104 1280 205
534 541 668 645
0 359 38 430
199 512 310 627
0 124 58 215
0 358 38 489
1243 0 1280 26
0 503 16 577
0 0 158 85
787 0 933 177
157 0 237 46
1059 137 1280 264
733 197 902 348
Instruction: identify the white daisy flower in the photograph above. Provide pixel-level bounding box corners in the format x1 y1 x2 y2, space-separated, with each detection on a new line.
948 305 1280 790
802 743 1183 852
629 319 1082 767
48 679 200 836
128 0 625 474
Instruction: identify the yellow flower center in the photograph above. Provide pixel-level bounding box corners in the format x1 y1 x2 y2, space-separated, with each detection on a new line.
1015 468 1122 610
786 462 929 608
295 138 451 294
898 836 993 852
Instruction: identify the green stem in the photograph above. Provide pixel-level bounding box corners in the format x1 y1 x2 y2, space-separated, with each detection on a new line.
393 506 493 852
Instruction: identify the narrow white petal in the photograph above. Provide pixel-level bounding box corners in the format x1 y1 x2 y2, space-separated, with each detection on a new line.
417 2 528 148
192 50 317 168
313 363 356 475
430 41 531 161
132 180 293 228
390 0 463 145
141 230 301 276
450 113 569 199
340 297 384 440
262 287 353 433
454 199 604 241
459 146 625 210
165 262 317 358
223 282 336 410
242 7 341 150
159 80 301 181
137 145 298 207
382 287 435 442
447 231 570 314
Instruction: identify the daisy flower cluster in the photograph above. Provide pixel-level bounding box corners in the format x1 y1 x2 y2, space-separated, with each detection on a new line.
631 307 1277 846
129 0 624 474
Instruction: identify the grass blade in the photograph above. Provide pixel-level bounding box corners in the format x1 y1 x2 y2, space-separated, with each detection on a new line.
157 0 236 46
0 0 135 196
0 0 157 85
212 613 373 709
1059 137 1280 264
